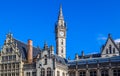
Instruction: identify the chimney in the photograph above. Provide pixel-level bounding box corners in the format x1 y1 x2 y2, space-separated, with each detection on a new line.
27 40 33 63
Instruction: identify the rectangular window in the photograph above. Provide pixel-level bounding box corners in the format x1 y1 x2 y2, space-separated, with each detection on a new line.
8 64 11 69
113 69 120 76
9 56 12 60
101 70 108 76
2 56 4 61
16 64 19 69
5 64 7 70
90 70 97 76
13 55 16 60
26 72 30 76
32 72 36 76
79 71 86 76
69 72 75 76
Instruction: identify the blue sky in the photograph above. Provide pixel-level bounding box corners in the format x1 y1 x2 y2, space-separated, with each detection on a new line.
0 0 120 59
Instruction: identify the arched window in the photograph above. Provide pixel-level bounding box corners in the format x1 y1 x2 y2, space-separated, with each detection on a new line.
41 68 45 76
62 72 65 76
57 71 60 76
109 45 112 54
101 70 108 76
113 48 115 54
47 68 51 76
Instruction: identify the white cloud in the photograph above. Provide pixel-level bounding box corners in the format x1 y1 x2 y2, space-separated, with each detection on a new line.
96 34 107 46
88 52 99 55
97 37 107 40
114 39 120 43
97 34 107 41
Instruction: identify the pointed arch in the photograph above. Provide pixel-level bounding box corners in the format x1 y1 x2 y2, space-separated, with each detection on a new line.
41 68 45 76
47 67 51 76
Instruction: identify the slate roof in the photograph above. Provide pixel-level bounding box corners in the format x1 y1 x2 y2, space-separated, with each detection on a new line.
79 53 101 59
55 55 68 65
68 56 120 65
14 39 41 60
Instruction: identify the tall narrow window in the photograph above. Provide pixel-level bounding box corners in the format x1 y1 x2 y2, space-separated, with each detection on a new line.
61 39 63 45
13 63 15 69
113 48 115 54
44 55 47 65
101 70 108 76
41 68 45 76
57 71 60 76
106 49 108 54
10 47 12 52
47 68 51 76
61 48 63 53
109 45 112 54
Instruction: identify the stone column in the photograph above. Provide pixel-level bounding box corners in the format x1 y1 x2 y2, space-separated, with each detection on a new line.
97 69 101 76
52 70 54 76
76 70 78 76
86 70 89 76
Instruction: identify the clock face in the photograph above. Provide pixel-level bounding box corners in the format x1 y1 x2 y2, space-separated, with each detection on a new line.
60 31 64 36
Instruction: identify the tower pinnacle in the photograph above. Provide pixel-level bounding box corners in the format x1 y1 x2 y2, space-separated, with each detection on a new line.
58 5 64 20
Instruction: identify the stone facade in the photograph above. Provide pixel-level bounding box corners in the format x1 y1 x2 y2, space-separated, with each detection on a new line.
0 5 120 76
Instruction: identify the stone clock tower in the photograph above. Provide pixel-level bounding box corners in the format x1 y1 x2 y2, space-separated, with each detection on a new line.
55 5 67 58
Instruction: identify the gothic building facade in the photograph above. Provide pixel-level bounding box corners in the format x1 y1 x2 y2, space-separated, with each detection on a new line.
0 5 120 76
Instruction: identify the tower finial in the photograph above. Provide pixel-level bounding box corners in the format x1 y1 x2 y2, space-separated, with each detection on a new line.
58 4 64 20
108 33 112 38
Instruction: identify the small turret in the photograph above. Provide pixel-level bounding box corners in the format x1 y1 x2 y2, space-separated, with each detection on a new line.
44 41 48 50
50 45 54 54
81 50 84 57
75 53 79 60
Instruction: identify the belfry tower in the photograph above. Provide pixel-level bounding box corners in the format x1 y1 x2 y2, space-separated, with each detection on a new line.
55 5 67 58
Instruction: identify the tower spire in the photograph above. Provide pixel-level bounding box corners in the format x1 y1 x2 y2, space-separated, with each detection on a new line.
58 4 64 20
55 4 67 58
